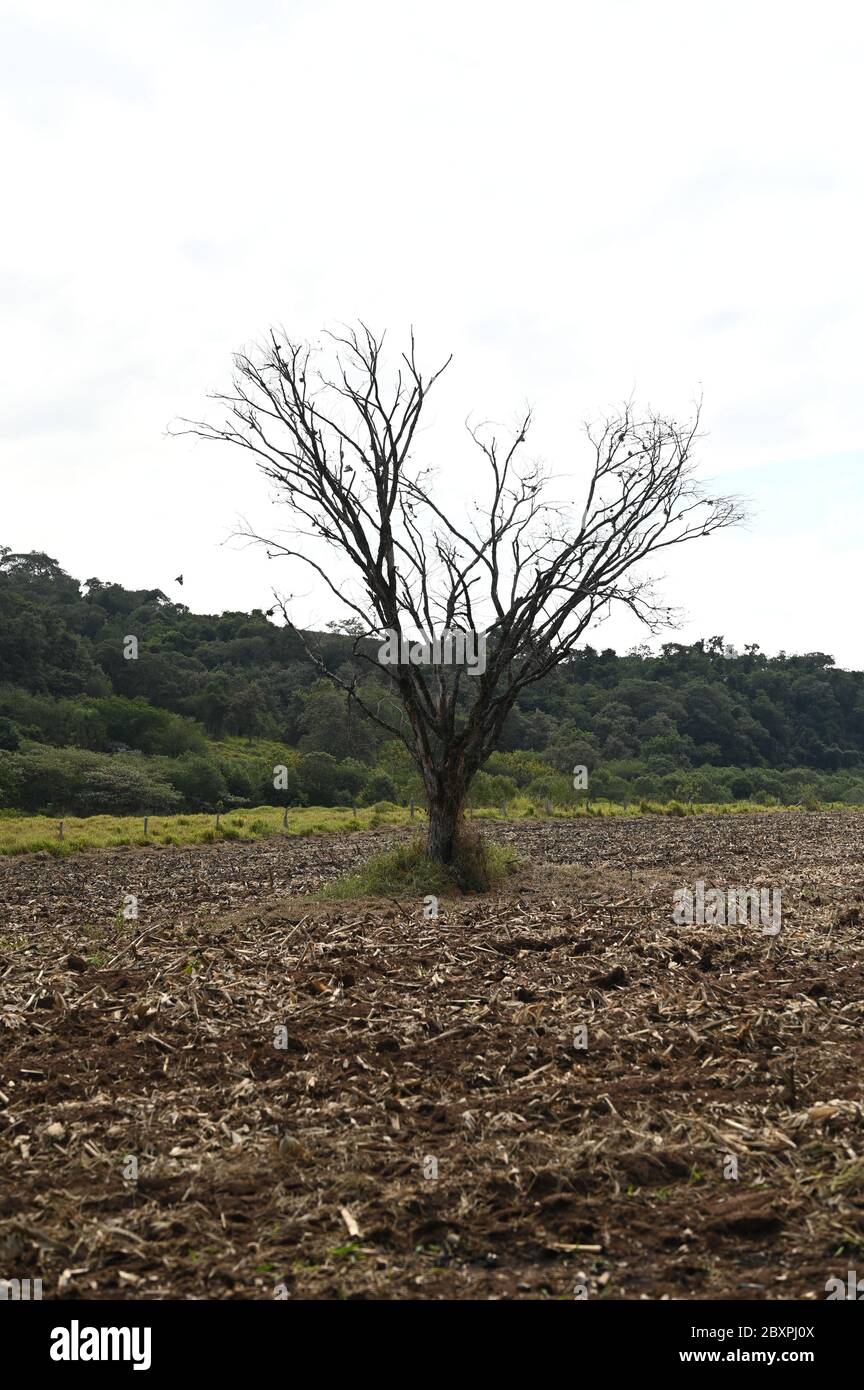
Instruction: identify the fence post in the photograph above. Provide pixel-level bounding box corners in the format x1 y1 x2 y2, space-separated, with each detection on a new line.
143 816 149 836
282 807 288 829
409 800 415 820
500 801 507 819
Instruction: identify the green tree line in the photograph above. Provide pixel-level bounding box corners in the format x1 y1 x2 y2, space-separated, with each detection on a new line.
2 547 864 814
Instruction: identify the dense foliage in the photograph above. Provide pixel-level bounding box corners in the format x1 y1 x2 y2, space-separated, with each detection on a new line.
2 546 864 814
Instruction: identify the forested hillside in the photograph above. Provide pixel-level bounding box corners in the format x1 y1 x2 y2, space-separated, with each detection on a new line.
2 546 864 814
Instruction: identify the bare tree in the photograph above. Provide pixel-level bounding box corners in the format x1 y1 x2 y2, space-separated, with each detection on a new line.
180 325 743 866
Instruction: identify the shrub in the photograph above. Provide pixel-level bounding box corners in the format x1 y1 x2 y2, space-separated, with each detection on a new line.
76 763 181 815
363 774 398 805
296 751 368 806
0 717 21 751
466 772 518 808
160 753 229 811
0 746 180 815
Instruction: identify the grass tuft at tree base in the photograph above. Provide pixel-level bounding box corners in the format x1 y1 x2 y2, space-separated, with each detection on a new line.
317 829 520 900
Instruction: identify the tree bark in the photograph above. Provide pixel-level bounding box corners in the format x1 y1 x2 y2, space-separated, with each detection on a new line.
425 793 463 864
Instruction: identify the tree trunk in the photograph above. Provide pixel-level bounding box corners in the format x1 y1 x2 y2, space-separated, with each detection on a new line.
425 794 463 864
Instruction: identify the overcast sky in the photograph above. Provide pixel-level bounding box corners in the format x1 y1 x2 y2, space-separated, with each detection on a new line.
3 0 863 664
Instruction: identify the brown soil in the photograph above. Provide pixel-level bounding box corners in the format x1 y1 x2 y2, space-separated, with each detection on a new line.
1 812 863 1300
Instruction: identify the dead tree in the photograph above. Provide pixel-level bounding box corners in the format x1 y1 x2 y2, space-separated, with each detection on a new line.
181 325 743 865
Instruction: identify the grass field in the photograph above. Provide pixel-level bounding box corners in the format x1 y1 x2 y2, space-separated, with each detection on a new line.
0 795 855 855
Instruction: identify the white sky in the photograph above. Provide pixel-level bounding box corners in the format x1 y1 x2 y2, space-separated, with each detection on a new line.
3 0 863 664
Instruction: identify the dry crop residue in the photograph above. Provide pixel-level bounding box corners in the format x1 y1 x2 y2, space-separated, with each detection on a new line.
1 813 863 1300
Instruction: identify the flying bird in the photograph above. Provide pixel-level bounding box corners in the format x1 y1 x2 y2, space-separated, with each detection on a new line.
174 575 183 586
